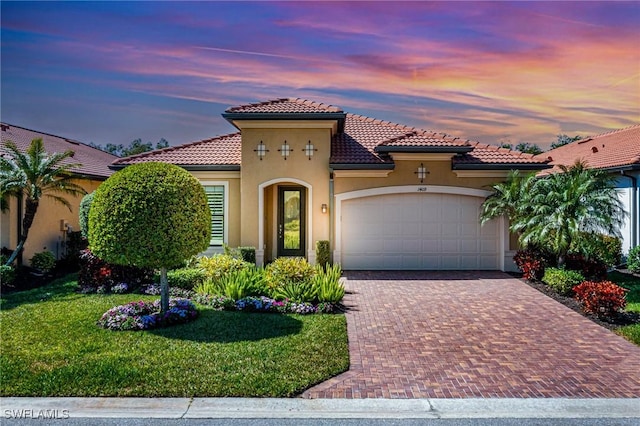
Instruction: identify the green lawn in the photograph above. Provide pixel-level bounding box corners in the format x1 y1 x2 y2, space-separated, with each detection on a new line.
608 270 640 345
0 274 349 397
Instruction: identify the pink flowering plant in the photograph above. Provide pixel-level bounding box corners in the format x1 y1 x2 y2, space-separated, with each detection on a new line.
97 298 198 331
195 294 338 315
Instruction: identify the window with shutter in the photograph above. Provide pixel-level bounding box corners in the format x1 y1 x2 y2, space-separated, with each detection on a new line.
204 186 225 246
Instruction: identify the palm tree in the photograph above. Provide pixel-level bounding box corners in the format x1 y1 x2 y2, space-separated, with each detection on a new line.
513 161 625 266
480 169 537 225
1 138 87 266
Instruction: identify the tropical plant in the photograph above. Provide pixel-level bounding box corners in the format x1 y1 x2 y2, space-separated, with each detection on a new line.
515 161 625 266
0 138 86 265
573 280 627 319
313 264 345 303
265 257 316 289
89 162 210 313
482 161 625 267
480 169 537 226
272 279 318 304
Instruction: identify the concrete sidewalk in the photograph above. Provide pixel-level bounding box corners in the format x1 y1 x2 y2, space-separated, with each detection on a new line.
1 398 639 419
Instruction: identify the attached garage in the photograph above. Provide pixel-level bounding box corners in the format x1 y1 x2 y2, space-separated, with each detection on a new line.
336 186 501 270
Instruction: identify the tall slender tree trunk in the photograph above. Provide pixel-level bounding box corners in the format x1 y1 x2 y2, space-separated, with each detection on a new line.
5 198 38 266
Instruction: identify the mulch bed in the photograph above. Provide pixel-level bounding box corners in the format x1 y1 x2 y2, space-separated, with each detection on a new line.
513 271 640 331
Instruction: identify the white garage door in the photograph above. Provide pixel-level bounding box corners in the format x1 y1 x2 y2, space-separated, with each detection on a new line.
340 193 498 270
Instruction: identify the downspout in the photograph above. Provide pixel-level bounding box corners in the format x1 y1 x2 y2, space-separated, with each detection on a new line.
329 169 334 263
621 171 638 248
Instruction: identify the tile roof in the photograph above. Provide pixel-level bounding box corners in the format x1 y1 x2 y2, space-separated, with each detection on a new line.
1 122 118 179
225 98 343 114
113 98 549 170
331 114 419 165
111 133 241 168
537 124 640 172
453 142 549 167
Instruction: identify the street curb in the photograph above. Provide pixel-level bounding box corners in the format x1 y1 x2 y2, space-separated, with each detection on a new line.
2 397 639 419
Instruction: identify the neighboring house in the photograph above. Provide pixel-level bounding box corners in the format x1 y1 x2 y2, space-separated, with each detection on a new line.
112 98 549 271
1 123 118 264
539 125 640 256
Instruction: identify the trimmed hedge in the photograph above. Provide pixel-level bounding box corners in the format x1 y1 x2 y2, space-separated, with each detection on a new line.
316 240 330 268
542 267 584 296
79 192 94 239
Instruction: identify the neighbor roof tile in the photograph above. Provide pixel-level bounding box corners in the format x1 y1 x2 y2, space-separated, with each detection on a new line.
537 124 640 172
454 142 549 165
112 133 241 167
1 123 118 179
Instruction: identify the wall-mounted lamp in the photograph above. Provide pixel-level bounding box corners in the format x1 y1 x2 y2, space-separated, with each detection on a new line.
278 140 291 160
321 204 328 214
415 163 429 183
303 140 317 160
254 140 269 160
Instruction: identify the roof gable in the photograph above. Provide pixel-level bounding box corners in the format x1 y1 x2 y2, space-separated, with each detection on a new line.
114 98 550 170
538 124 640 172
1 123 118 179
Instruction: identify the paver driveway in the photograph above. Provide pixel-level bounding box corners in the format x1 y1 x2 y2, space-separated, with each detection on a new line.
302 271 640 398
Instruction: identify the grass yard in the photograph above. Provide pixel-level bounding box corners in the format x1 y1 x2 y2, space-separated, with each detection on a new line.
609 270 640 345
0 274 349 397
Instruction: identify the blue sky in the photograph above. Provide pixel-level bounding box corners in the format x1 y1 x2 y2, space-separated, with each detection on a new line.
1 1 639 149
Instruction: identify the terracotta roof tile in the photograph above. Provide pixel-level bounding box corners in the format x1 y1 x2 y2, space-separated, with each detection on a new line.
537 124 640 172
331 114 419 164
226 98 343 114
111 99 549 169
112 133 241 167
454 142 549 165
1 122 118 179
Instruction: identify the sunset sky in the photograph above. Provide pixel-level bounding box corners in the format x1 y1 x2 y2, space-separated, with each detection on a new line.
1 1 639 150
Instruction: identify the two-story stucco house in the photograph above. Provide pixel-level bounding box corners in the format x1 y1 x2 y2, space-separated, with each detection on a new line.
112 98 550 271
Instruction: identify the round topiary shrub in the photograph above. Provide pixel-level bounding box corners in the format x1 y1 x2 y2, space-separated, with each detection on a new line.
79 191 95 239
89 162 211 312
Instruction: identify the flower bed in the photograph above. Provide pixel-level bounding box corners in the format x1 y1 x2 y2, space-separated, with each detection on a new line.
97 298 198 331
194 294 337 314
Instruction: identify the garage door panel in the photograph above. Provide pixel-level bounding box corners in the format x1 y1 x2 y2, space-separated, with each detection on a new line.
341 193 499 270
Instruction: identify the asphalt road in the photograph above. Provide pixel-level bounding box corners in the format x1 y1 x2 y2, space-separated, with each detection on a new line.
4 418 640 426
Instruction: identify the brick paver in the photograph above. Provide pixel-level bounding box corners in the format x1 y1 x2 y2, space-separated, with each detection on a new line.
302 271 640 398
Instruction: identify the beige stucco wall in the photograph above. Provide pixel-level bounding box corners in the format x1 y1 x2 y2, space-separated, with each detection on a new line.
238 125 333 262
334 159 500 194
2 178 101 265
